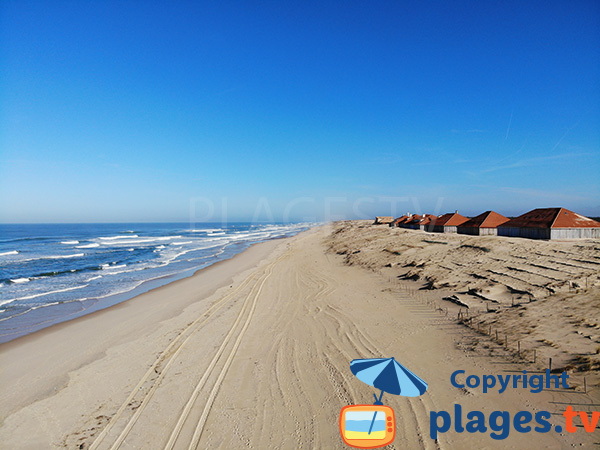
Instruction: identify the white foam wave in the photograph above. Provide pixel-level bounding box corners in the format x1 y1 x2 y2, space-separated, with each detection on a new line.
231 233 252 239
61 240 79 244
10 284 89 301
0 299 16 307
158 248 199 265
76 243 100 248
201 236 229 243
208 232 226 236
104 266 146 275
32 275 49 280
0 297 89 323
22 253 85 262
185 228 223 233
48 253 84 259
102 264 127 270
101 236 181 245
10 278 30 284
172 241 193 245
187 246 226 262
99 235 139 240
0 250 19 256
86 275 103 281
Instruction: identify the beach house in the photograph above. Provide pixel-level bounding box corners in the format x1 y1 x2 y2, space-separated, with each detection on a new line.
418 214 438 232
497 207 600 239
373 216 394 225
431 211 469 233
457 210 510 236
404 214 426 230
391 214 437 231
390 215 410 227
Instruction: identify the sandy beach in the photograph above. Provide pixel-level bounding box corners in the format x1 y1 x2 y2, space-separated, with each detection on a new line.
1 223 598 449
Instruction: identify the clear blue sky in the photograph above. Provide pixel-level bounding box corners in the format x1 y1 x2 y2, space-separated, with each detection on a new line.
1 1 599 223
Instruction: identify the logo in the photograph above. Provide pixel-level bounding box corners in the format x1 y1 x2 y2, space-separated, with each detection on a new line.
340 357 428 449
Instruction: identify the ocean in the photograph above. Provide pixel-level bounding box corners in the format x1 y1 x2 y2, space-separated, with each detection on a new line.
0 222 313 343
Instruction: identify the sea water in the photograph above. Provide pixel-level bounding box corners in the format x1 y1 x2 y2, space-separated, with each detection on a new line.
0 222 313 343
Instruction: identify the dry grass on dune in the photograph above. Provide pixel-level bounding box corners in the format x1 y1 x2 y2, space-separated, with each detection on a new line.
325 220 600 372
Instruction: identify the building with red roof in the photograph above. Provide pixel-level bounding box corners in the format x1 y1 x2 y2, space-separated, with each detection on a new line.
391 214 438 231
418 214 438 232
390 215 410 227
457 210 510 236
431 211 469 233
404 214 426 229
497 208 600 240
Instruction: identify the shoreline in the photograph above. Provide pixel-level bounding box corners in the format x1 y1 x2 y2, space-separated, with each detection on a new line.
0 233 291 423
0 234 294 344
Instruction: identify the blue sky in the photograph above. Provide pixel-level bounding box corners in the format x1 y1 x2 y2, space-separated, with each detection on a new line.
1 1 599 223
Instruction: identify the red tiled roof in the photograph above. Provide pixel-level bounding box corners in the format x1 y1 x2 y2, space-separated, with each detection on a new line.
432 213 453 226
403 214 436 225
418 214 437 225
460 211 509 229
501 208 600 229
407 214 425 225
393 215 410 225
434 212 469 227
552 209 600 228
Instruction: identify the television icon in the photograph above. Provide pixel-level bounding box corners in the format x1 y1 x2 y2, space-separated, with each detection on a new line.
339 404 395 449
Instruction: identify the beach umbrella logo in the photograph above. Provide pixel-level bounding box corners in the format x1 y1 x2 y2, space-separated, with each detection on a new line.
339 357 428 449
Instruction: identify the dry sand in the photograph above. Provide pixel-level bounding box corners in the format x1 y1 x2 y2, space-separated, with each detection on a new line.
0 223 598 449
328 221 600 374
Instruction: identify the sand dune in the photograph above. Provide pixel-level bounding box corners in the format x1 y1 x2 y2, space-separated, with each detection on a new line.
327 220 600 373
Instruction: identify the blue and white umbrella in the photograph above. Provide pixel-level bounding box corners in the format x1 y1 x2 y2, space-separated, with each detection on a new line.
350 357 428 435
350 357 428 402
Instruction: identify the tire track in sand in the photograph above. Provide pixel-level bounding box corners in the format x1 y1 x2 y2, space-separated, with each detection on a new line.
88 268 262 450
166 252 286 450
